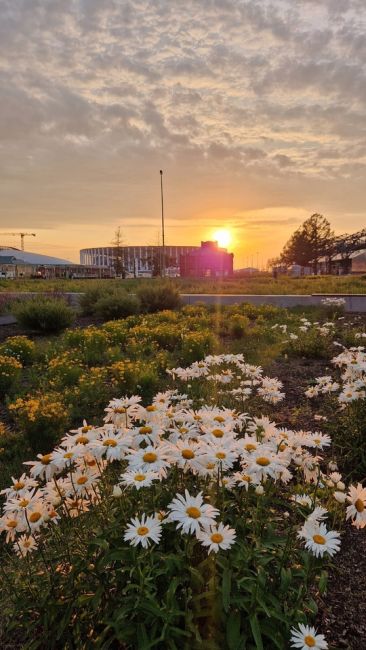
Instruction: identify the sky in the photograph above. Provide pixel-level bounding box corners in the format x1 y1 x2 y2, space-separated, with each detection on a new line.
0 0 365 267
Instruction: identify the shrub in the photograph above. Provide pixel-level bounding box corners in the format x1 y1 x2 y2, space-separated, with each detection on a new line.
79 286 109 316
229 314 250 339
137 284 182 313
8 393 69 453
13 298 75 333
62 327 112 365
179 330 218 365
0 336 36 365
94 291 141 321
0 355 22 395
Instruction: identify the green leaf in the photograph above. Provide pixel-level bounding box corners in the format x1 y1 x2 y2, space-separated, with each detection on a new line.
222 567 232 612
226 611 242 650
249 614 264 650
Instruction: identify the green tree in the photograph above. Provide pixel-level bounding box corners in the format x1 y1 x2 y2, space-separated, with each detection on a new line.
280 214 334 274
111 227 126 278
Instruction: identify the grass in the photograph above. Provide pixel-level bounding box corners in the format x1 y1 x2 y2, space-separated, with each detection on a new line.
0 274 365 296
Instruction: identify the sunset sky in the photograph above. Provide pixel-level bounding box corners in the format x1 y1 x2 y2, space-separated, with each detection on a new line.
0 0 365 267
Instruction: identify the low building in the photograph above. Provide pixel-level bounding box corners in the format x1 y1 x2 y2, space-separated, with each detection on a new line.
80 245 199 277
0 247 114 279
180 241 234 278
318 250 366 275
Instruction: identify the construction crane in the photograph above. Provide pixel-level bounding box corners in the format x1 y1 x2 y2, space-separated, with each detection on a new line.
2 232 36 250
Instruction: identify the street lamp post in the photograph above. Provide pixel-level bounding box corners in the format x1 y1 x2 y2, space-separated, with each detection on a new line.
160 170 165 277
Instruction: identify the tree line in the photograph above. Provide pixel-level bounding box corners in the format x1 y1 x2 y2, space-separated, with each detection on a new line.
272 214 366 274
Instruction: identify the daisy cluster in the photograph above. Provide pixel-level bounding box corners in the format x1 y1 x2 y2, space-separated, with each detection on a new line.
167 353 285 404
272 317 336 341
305 346 366 403
1 371 365 562
321 297 346 308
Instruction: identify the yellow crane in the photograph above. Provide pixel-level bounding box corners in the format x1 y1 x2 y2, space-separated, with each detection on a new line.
2 232 36 250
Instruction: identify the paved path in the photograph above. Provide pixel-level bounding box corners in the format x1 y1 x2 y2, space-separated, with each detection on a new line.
0 315 17 326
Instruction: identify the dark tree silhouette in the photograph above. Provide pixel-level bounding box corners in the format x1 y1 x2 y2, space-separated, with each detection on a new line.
280 214 334 274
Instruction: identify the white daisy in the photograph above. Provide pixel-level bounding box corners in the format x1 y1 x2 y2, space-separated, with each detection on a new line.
124 514 162 548
290 623 328 649
120 470 160 490
196 522 236 554
167 490 219 535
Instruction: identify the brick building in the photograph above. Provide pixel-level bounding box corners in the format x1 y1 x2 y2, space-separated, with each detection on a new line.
180 241 234 278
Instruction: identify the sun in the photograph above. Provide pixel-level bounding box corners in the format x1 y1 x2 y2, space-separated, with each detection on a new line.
212 228 232 248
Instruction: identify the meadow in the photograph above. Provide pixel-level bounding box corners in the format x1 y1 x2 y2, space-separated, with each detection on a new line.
0 299 365 649
0 273 366 300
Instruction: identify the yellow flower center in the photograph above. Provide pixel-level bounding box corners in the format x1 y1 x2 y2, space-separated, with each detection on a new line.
241 475 250 482
137 526 149 536
114 407 126 414
29 512 42 523
143 452 157 463
14 481 25 490
355 498 364 513
103 439 117 447
135 474 146 481
179 427 188 434
41 454 52 465
256 457 270 466
19 499 29 508
139 426 152 435
194 415 202 421
81 425 93 433
216 452 226 460
210 533 224 544
279 443 286 451
214 416 225 423
64 452 74 459
186 506 201 519
77 476 88 485
245 443 256 451
313 534 326 545
87 459 96 467
76 435 89 444
23 540 31 548
182 449 195 460
206 462 215 469
212 429 224 438
304 636 316 647
314 439 321 445
146 405 156 412
7 520 17 528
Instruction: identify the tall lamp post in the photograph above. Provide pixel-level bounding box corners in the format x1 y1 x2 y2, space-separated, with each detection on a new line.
160 169 165 277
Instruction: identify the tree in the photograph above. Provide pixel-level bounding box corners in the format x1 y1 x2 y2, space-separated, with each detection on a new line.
280 214 334 274
111 227 126 278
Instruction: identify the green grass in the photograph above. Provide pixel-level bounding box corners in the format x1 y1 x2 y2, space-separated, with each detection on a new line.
0 274 365 295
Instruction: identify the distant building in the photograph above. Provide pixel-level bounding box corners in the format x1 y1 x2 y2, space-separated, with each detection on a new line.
0 247 113 279
318 250 366 275
80 245 199 277
180 241 234 278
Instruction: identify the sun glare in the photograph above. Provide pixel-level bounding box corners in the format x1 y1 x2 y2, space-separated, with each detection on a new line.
212 229 232 248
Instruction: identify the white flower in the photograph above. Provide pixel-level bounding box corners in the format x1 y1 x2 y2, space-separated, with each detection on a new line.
14 534 38 557
124 514 162 548
290 623 328 649
196 522 236 553
120 470 159 490
167 490 219 535
346 483 366 529
298 521 341 558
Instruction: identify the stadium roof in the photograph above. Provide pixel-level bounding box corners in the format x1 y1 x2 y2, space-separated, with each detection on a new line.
0 247 74 266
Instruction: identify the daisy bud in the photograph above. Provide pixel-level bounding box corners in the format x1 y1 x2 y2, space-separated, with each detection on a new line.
255 485 264 495
336 481 345 491
326 480 334 488
328 461 338 471
334 491 346 504
112 485 123 498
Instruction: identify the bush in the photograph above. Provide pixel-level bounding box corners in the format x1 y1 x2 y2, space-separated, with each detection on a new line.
0 355 22 394
79 286 107 316
94 291 141 321
229 314 250 339
137 284 182 313
0 336 36 364
13 298 75 333
8 393 69 453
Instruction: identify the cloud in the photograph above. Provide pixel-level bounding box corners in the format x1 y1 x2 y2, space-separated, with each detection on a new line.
0 0 365 263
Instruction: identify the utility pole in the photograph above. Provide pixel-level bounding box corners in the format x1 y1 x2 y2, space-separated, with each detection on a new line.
160 170 165 277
